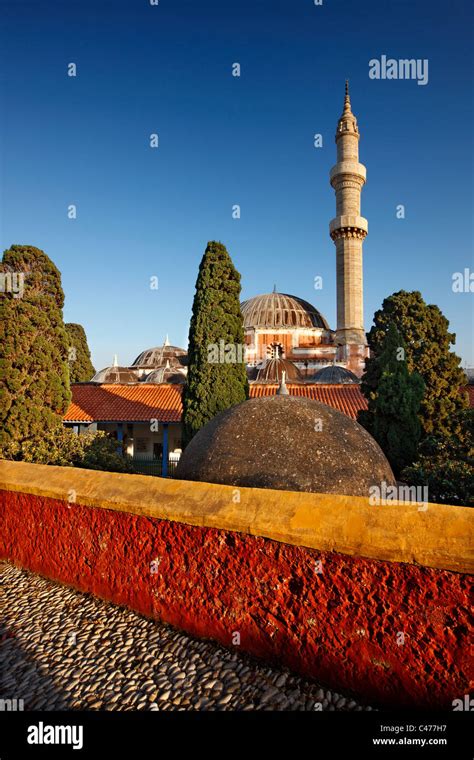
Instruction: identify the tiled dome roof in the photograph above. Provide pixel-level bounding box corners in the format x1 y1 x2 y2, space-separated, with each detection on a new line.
241 292 329 330
145 364 186 384
91 366 139 384
132 343 187 369
312 365 360 384
256 358 302 383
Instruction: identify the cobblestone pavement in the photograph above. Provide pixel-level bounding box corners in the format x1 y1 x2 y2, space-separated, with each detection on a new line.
0 561 374 712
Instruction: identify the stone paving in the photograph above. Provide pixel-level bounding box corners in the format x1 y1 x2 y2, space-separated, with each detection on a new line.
0 561 374 712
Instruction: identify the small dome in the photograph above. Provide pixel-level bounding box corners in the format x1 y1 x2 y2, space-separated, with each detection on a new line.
312 365 360 384
132 341 187 369
241 292 329 330
176 396 395 497
91 366 139 384
256 357 302 383
145 364 186 384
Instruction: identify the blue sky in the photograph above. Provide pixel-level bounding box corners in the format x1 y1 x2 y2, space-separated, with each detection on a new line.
1 0 473 371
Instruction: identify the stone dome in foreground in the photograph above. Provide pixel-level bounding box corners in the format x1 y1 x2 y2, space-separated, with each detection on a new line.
176 396 395 497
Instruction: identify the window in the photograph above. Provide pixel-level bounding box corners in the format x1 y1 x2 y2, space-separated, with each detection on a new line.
136 438 148 454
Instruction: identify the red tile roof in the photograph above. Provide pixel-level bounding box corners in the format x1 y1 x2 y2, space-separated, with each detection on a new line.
65 384 183 423
64 383 473 425
249 383 368 419
65 382 367 423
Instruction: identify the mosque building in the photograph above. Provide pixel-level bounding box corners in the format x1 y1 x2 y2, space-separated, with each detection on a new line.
64 85 375 471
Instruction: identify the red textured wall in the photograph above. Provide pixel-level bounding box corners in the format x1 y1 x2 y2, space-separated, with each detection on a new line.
1 488 471 708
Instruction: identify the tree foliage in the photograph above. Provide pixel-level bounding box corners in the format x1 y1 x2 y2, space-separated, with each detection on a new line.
361 290 467 439
402 409 474 507
1 427 135 473
358 323 425 475
183 241 249 443
0 245 71 454
66 323 95 382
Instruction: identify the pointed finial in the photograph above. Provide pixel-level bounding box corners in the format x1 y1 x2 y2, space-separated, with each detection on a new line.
273 284 277 293
343 79 351 112
277 370 289 396
113 354 118 367
164 334 170 346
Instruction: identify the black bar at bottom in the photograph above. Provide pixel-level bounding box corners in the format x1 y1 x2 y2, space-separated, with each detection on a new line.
0 710 472 759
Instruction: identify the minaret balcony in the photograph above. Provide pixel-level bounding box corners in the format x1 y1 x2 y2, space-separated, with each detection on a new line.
329 215 368 239
329 161 366 187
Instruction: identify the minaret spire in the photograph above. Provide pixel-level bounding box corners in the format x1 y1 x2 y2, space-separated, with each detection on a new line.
329 82 368 375
343 79 351 111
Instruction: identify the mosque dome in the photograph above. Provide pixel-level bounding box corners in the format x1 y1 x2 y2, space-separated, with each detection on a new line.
312 365 360 384
176 396 395 497
256 357 302 383
132 338 187 369
241 292 329 330
144 361 186 384
91 366 139 384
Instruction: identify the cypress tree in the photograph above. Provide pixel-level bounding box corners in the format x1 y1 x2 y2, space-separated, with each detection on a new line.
0 245 71 455
66 323 95 382
361 290 467 439
358 323 424 475
183 241 249 443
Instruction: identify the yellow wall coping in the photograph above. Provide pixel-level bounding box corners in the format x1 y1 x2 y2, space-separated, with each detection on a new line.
0 459 472 574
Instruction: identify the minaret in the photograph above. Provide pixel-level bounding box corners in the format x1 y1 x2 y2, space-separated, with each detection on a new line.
329 81 368 372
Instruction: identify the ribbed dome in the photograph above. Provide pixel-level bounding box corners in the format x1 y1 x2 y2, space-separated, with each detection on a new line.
312 365 360 384
256 358 302 383
145 364 186 384
91 366 139 384
241 292 329 330
132 344 187 369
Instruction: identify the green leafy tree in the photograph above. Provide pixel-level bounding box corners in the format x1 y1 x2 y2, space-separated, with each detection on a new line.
361 290 467 439
358 323 425 475
1 427 135 474
0 245 71 454
183 241 249 443
402 409 474 506
66 323 95 382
